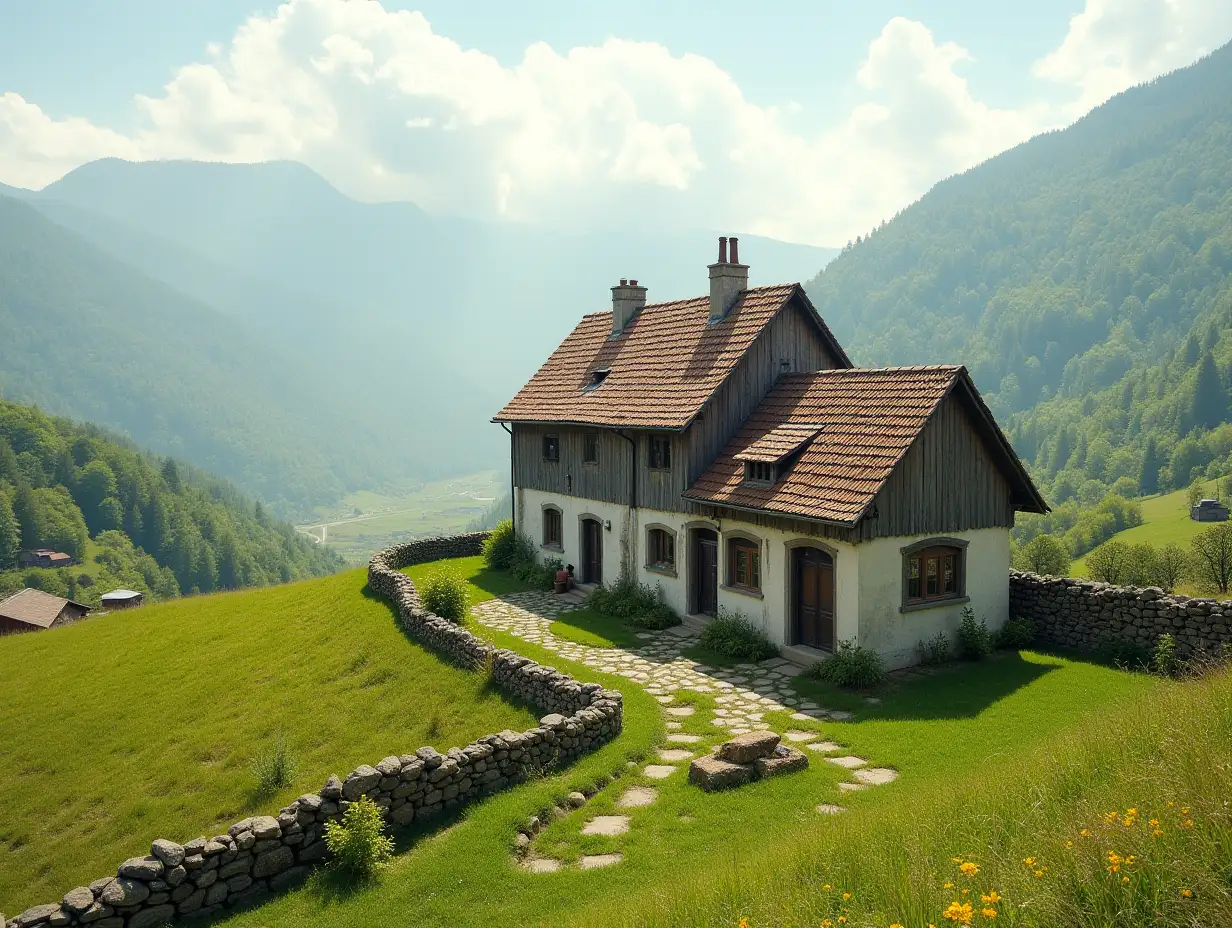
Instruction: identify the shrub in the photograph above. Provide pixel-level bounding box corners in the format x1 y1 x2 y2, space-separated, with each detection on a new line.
1085 540 1130 584
1153 633 1180 678
513 555 562 591
996 617 1036 650
810 639 886 689
588 576 680 629
420 567 469 622
1189 522 1232 594
957 607 993 661
917 631 951 666
482 519 534 570
698 607 778 661
323 795 393 876
1014 533 1070 576
251 734 298 793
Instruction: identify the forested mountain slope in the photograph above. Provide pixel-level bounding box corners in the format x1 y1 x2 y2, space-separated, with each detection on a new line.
0 399 341 606
0 195 425 517
806 41 1232 503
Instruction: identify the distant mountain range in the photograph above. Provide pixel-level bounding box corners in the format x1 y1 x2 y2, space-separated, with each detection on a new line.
0 162 836 516
806 39 1232 504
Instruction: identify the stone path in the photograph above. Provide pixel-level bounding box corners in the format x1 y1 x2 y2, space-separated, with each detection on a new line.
479 591 900 873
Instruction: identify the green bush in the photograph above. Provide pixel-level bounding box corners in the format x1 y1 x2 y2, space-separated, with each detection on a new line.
323 795 393 876
588 576 680 629
996 617 1036 650
917 631 951 666
513 555 562 591
482 519 534 570
1153 633 1180 677
810 639 886 689
420 567 469 622
1013 533 1070 576
698 607 778 661
1094 638 1152 670
957 606 994 661
251 734 298 793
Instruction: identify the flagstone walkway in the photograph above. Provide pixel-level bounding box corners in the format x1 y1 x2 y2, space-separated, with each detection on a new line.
473 592 900 874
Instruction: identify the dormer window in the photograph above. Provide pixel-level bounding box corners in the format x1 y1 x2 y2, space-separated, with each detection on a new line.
744 461 775 485
585 368 611 390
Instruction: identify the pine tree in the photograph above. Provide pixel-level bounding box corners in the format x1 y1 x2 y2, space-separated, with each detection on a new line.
1052 429 1072 475
0 490 20 568
1191 351 1224 431
1140 436 1161 495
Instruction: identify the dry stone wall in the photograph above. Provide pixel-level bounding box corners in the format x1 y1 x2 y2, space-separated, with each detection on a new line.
3 533 622 928
1010 569 1232 657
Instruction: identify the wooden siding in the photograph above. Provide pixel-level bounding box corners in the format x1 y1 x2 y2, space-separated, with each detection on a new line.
692 392 1015 543
512 424 632 506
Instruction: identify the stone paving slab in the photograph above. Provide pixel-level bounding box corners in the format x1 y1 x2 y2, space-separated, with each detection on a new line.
782 730 816 742
643 765 678 779
853 767 898 785
523 858 562 873
666 733 703 743
815 803 846 815
806 741 843 753
826 755 868 769
581 853 624 869
616 787 658 808
666 706 695 717
581 815 630 836
838 781 869 792
657 748 696 762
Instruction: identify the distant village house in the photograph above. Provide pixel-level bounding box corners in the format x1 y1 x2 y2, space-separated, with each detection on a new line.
101 589 145 610
495 237 1048 670
18 548 76 569
0 588 91 635
1190 498 1229 522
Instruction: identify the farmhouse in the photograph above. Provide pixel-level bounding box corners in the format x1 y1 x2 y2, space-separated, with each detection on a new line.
0 588 90 635
18 548 76 569
495 238 1048 669
1190 498 1229 522
100 588 145 610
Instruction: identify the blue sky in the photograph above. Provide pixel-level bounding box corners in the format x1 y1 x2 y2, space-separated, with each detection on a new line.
1 0 1229 244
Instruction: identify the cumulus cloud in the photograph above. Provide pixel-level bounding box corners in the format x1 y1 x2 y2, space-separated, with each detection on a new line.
1 0 1229 244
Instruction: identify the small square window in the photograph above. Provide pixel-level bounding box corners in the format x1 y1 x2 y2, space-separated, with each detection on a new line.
904 544 963 605
583 433 599 464
543 434 559 462
649 437 672 470
743 461 775 484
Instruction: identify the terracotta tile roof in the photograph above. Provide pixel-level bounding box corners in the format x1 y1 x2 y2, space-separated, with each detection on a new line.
684 366 1046 524
0 588 88 629
733 424 824 463
493 284 849 428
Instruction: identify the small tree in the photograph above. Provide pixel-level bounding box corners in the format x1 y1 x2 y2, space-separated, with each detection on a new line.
324 795 393 876
1016 534 1070 576
1125 543 1161 587
1190 523 1232 594
1154 544 1189 593
1187 480 1206 509
1085 540 1130 584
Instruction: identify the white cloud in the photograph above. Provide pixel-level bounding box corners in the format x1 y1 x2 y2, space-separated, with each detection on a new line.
1 0 1229 244
1034 0 1232 113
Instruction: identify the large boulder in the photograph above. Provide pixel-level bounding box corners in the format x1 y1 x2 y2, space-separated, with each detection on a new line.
13 904 62 927
101 878 150 907
118 856 163 880
61 888 95 914
247 815 282 840
151 839 185 867
342 765 381 800
716 731 780 764
688 756 754 792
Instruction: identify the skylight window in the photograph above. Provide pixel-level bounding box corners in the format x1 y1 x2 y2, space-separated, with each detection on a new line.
585 368 611 390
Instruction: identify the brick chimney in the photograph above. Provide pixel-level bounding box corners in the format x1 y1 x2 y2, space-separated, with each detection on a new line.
708 236 748 322
611 278 647 336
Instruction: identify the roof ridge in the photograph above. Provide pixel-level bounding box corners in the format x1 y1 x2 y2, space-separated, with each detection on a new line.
783 364 963 378
579 282 799 320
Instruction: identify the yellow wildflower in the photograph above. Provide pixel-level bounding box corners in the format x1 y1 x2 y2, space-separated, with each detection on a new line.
1149 818 1159 826
1033 870 1044 879
821 921 832 927
1181 889 1193 898
823 884 832 891
962 889 970 897
1152 829 1164 838
942 901 974 924
1079 828 1091 838
1023 857 1036 867
891 923 904 928
960 862 980 876
738 919 750 928
1181 807 1190 815
952 857 964 863
1065 841 1074 848
842 892 852 901
944 882 954 889
981 892 1001 904
981 908 997 919
838 917 847 925
1122 876 1129 884
1182 819 1194 829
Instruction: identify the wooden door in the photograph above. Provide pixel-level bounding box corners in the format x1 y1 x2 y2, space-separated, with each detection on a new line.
582 519 602 585
794 547 835 650
694 529 718 616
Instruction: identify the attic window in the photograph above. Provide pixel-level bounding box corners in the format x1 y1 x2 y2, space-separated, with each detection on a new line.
743 461 775 486
585 368 611 390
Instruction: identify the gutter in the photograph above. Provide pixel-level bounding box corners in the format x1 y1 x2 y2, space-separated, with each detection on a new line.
499 422 515 527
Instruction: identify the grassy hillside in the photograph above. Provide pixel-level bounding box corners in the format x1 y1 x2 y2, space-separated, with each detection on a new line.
0 194 424 517
0 398 340 604
0 566 537 912
805 40 1232 506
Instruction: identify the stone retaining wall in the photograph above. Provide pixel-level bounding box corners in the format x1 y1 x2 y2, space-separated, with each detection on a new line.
1010 569 1232 657
3 533 622 928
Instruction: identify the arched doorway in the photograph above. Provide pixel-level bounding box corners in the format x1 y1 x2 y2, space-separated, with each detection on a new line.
691 528 719 616
581 518 603 585
792 546 835 650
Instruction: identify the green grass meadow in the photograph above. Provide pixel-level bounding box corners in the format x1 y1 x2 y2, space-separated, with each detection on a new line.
0 567 536 912
3 555 1228 928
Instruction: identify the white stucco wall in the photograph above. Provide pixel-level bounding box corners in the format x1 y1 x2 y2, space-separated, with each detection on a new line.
855 527 1011 670
517 489 1011 670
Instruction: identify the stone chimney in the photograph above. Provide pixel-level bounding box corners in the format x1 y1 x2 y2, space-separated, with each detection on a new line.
708 236 749 322
611 278 647 336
